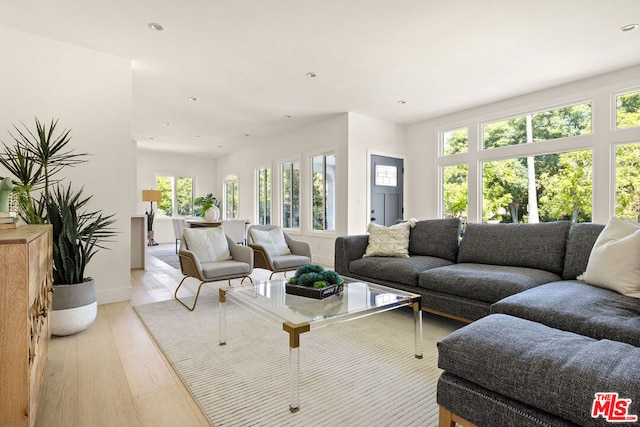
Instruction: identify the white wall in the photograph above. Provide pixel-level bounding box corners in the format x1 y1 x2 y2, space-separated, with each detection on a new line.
406 65 640 224
0 27 133 304
347 112 406 234
136 149 217 243
216 114 349 266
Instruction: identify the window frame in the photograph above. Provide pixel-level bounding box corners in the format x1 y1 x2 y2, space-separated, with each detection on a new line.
154 174 194 218
280 159 301 230
223 174 239 220
256 166 271 225
310 152 336 232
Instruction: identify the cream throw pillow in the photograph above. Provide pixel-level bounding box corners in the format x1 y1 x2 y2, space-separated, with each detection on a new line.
250 228 291 256
183 227 232 262
578 216 640 298
363 220 416 258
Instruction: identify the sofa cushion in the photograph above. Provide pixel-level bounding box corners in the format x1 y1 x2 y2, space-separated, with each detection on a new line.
349 255 454 287
438 314 640 427
578 216 640 298
418 263 561 304
492 280 640 347
562 223 604 279
457 221 570 275
408 217 460 262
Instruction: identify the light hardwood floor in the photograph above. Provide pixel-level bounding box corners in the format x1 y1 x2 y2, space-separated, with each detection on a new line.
36 247 272 427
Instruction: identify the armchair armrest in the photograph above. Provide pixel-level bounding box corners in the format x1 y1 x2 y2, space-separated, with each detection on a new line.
178 248 204 279
248 242 275 270
284 233 312 258
226 235 254 269
334 235 369 275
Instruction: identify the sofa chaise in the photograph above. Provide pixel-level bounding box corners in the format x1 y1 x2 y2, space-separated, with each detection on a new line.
334 219 640 426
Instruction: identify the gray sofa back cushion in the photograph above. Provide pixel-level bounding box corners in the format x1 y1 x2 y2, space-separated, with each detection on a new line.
457 221 571 275
408 218 460 262
562 223 604 280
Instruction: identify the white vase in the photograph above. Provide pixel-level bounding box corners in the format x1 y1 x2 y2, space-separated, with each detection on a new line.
205 206 220 221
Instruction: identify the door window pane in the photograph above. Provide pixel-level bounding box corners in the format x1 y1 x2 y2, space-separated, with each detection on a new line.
375 165 397 186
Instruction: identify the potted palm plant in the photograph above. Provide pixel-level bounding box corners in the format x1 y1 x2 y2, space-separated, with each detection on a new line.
0 118 116 335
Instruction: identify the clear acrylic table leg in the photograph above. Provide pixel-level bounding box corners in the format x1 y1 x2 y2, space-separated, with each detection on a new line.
289 346 300 412
282 321 310 412
413 301 423 359
219 288 227 346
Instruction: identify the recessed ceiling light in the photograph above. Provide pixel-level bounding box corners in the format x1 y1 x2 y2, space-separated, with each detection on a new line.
148 23 164 31
187 97 197 101
284 115 292 119
163 122 171 126
397 100 407 105
620 23 638 32
244 134 251 137
306 72 317 78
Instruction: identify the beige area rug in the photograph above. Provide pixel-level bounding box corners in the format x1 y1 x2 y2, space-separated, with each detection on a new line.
134 292 464 426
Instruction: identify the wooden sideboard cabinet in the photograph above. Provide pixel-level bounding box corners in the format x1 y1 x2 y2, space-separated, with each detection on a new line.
0 225 53 427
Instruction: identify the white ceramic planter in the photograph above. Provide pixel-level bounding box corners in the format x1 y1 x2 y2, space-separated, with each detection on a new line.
50 278 97 336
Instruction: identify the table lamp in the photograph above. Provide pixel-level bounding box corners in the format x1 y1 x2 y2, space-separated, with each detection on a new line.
142 189 162 246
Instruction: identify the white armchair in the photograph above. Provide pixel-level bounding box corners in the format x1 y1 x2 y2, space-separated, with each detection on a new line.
247 225 312 279
175 227 253 311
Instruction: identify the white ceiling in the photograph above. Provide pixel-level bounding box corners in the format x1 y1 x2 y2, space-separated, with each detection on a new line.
1 0 639 158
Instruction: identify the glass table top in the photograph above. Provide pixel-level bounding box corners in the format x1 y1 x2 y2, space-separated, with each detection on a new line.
221 278 420 330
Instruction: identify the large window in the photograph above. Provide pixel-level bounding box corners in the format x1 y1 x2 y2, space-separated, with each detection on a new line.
615 142 640 220
616 90 640 129
482 101 591 149
482 150 592 223
281 161 300 228
224 175 238 219
155 175 193 217
257 168 271 225
311 153 335 231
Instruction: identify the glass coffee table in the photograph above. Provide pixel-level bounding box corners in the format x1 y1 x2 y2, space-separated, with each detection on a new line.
218 278 422 412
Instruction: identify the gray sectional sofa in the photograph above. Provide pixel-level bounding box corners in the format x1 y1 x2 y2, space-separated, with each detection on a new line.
334 219 640 426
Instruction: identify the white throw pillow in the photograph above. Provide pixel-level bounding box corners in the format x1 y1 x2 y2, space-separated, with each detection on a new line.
183 227 232 262
250 228 291 256
578 216 640 298
363 220 416 258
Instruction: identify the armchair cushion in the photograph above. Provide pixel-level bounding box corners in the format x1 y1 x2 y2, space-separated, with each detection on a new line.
250 227 291 256
272 254 311 270
182 227 232 262
201 260 252 279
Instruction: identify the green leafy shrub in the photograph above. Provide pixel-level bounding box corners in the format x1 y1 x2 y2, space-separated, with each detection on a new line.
289 264 344 288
